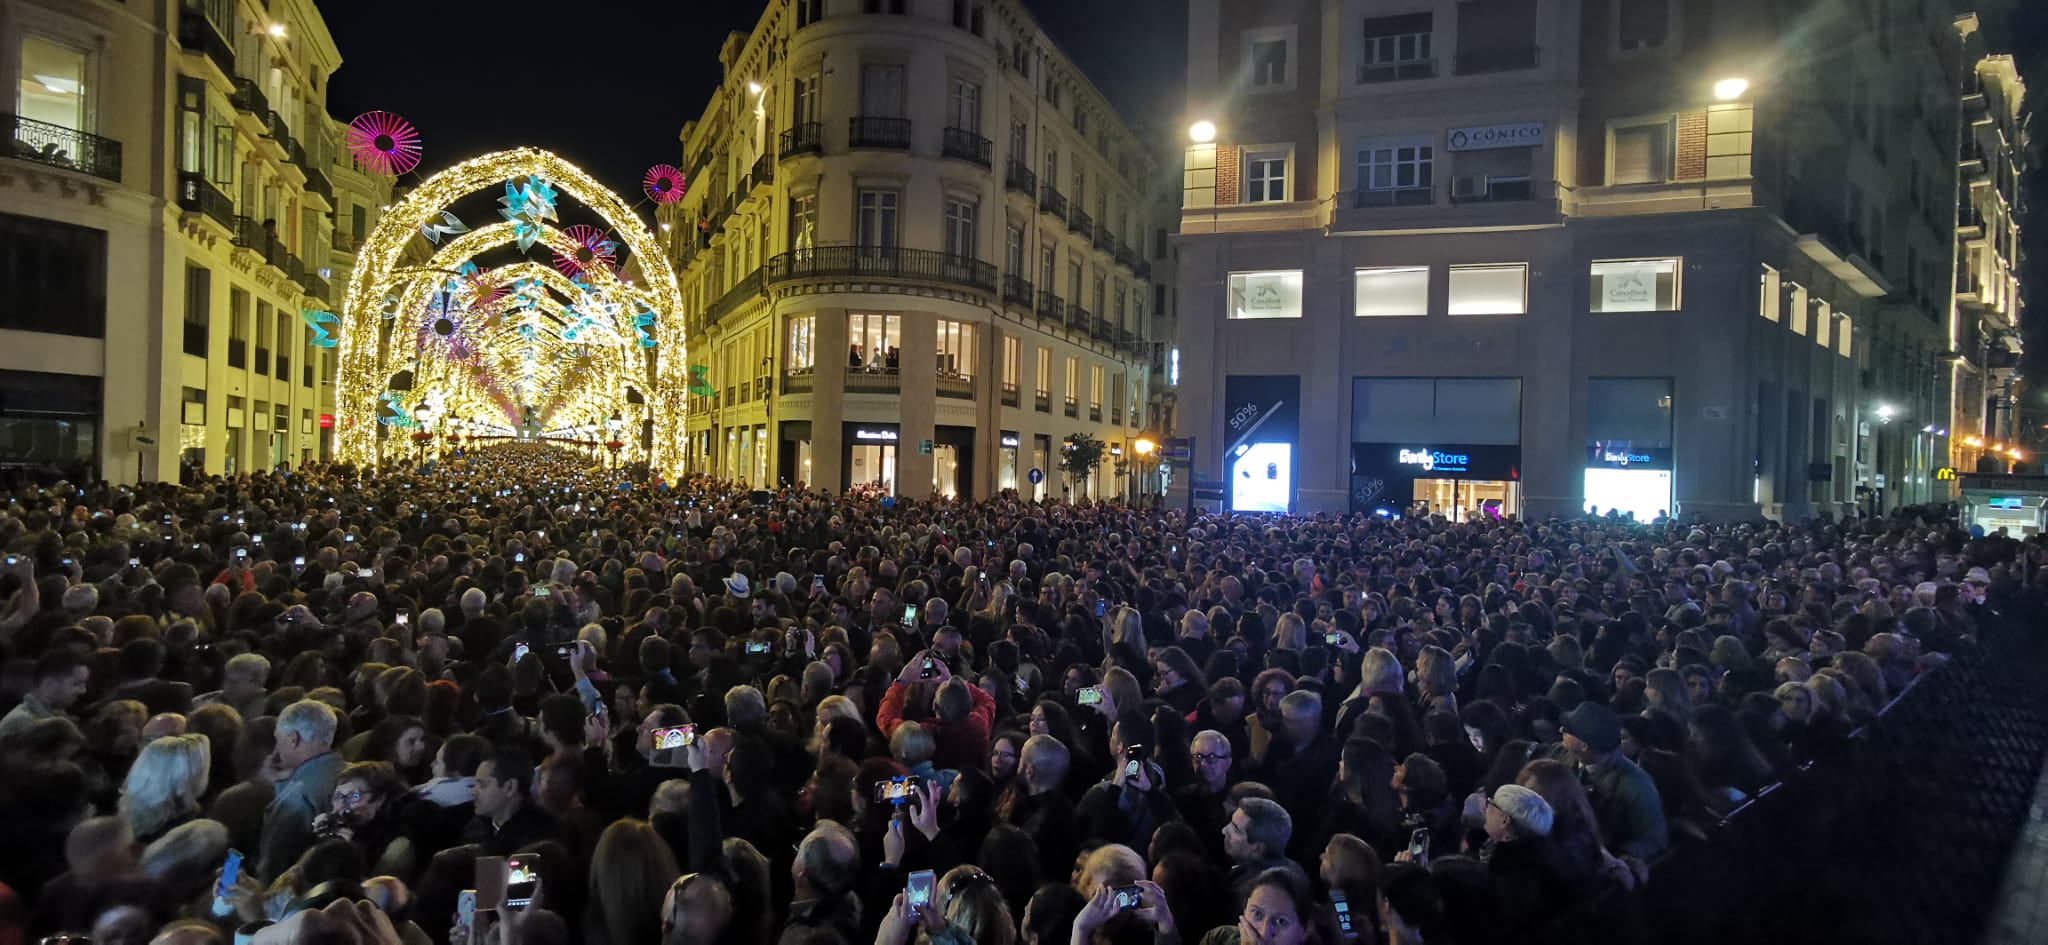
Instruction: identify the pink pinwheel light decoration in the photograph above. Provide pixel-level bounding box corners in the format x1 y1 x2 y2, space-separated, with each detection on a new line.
643 164 687 204
554 225 619 278
345 111 423 176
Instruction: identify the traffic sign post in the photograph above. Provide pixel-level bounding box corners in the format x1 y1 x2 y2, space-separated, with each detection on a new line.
1027 468 1044 485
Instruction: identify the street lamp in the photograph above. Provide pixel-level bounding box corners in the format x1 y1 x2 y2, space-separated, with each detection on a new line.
605 411 625 468
1132 437 1158 503
411 403 435 465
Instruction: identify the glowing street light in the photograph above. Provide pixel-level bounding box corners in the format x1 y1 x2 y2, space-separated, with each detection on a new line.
1188 120 1216 144
1714 77 1749 100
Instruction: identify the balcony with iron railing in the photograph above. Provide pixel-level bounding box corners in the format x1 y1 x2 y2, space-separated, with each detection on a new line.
254 347 270 375
1114 241 1136 270
227 339 246 369
765 246 996 293
1135 258 1151 281
1070 208 1093 238
936 374 975 399
750 152 775 191
845 370 902 393
332 231 358 255
1358 59 1437 83
1002 274 1034 310
1068 303 1092 327
1112 406 1122 426
5 114 122 182
850 116 912 149
942 127 992 167
780 122 823 160
177 4 235 78
1035 390 1052 412
177 172 234 229
1453 47 1540 75
1093 227 1114 252
1039 182 1067 220
230 77 267 116
1037 293 1065 324
275 352 290 382
303 271 331 303
1001 382 1020 407
1089 404 1102 422
1006 160 1037 195
1064 397 1079 418
707 268 766 324
303 163 333 203
1093 317 1114 343
782 369 814 394
183 322 207 358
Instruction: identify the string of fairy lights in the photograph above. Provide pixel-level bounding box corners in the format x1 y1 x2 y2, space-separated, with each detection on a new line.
327 111 689 472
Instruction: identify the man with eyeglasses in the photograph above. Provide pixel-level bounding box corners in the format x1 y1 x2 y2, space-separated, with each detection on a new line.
1174 729 1238 861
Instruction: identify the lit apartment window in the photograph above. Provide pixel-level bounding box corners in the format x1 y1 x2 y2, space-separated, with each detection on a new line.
787 315 815 370
1004 336 1020 387
1065 356 1080 409
1590 259 1680 312
1228 270 1304 319
1836 314 1853 358
1036 348 1052 398
1448 264 1527 315
20 35 89 132
1355 267 1430 317
1610 120 1672 184
789 191 818 251
1090 364 1104 409
849 313 901 370
1243 149 1289 203
936 319 976 377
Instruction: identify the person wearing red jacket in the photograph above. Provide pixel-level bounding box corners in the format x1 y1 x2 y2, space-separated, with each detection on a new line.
876 649 995 771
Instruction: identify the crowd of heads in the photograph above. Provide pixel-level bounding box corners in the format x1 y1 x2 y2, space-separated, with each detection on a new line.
0 440 2034 945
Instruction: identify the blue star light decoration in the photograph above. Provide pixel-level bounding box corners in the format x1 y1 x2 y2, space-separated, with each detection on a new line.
300 308 340 348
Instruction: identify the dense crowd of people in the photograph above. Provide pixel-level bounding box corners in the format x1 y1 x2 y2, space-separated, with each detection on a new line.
0 440 2035 945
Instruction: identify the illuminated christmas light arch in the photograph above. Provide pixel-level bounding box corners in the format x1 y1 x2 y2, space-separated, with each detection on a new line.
337 147 687 472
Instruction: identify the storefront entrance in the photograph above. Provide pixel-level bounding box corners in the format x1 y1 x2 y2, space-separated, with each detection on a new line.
850 442 897 492
1412 477 1521 521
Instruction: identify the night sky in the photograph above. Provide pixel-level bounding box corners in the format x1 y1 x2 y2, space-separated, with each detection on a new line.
318 0 1188 194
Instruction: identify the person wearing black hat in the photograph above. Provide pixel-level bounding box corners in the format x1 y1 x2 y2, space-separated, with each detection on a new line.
1554 702 1667 861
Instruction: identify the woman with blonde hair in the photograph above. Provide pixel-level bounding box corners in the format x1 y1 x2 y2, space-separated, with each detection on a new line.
1271 612 1309 653
1413 645 1459 714
585 818 681 945
926 865 1016 945
120 732 211 843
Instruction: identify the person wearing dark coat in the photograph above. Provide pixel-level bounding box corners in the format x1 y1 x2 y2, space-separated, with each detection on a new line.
1474 785 1576 933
